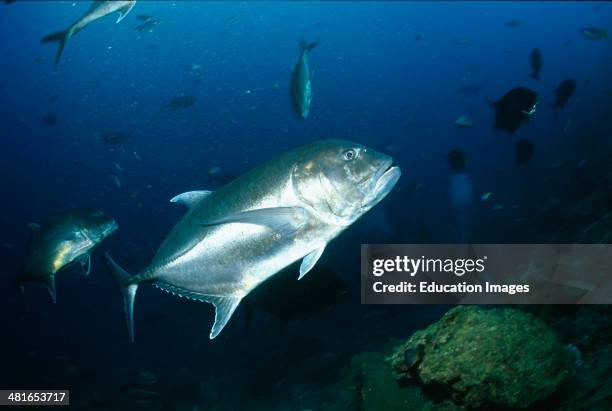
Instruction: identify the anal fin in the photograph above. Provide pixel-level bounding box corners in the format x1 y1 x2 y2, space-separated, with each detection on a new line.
203 295 242 339
153 282 242 339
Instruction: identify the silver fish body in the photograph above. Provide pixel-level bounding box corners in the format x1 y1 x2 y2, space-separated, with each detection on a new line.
106 139 401 341
41 1 137 68
291 41 317 118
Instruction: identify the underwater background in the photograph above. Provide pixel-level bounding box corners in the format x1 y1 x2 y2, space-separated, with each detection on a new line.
1 1 611 410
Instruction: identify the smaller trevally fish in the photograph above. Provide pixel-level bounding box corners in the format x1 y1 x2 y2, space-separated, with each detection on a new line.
454 115 473 128
579 27 608 41
291 39 317 119
41 0 137 68
19 209 118 302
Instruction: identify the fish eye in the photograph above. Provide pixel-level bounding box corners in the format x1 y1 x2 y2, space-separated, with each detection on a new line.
343 149 356 161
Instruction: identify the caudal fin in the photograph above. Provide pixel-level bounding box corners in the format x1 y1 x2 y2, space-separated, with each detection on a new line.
105 253 138 342
41 30 70 69
299 39 318 54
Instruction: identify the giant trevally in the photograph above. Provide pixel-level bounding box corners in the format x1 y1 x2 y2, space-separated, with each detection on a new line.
291 40 317 119
106 139 400 341
41 0 137 69
19 209 118 303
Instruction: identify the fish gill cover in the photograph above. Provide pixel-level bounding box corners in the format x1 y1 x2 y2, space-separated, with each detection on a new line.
0 1 611 410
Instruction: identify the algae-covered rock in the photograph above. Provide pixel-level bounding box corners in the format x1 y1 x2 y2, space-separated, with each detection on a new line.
390 306 572 409
346 346 461 411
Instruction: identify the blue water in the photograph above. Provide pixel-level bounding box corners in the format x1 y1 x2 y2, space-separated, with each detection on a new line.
1 1 611 409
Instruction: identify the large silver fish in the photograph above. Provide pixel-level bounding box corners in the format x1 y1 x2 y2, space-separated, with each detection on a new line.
19 209 118 303
291 40 317 119
41 0 137 68
106 139 400 341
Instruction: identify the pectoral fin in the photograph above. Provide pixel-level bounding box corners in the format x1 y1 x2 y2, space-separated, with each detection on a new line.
201 207 307 237
81 253 91 275
170 190 212 208
299 245 325 280
116 2 136 23
201 295 242 339
46 275 57 304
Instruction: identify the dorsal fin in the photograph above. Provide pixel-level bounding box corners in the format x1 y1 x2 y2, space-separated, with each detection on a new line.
170 190 212 208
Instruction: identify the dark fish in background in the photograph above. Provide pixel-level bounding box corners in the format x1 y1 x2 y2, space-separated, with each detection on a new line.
505 49 519 56
205 172 239 189
492 86 539 134
48 95 59 103
516 138 534 165
165 95 196 110
562 40 572 47
291 39 317 119
529 48 542 80
450 38 471 45
504 19 522 28
135 13 152 21
457 84 482 94
99 131 129 145
448 149 473 242
19 209 117 303
243 263 348 331
579 27 608 40
4 0 16 4
41 1 137 69
41 113 59 126
135 18 160 33
448 149 466 173
553 78 577 112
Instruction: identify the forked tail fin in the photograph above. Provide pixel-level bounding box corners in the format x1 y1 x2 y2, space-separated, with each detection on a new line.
299 39 318 55
105 253 138 342
41 29 70 69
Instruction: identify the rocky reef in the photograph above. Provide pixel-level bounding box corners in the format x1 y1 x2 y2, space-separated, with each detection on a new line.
344 305 612 410
389 306 572 409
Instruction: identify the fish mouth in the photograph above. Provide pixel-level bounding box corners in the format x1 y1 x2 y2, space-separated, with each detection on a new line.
367 159 401 206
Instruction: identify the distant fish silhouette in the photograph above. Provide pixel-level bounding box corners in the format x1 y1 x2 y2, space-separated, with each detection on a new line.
41 1 137 68
99 131 128 145
552 78 577 113
529 48 542 80
165 95 196 110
